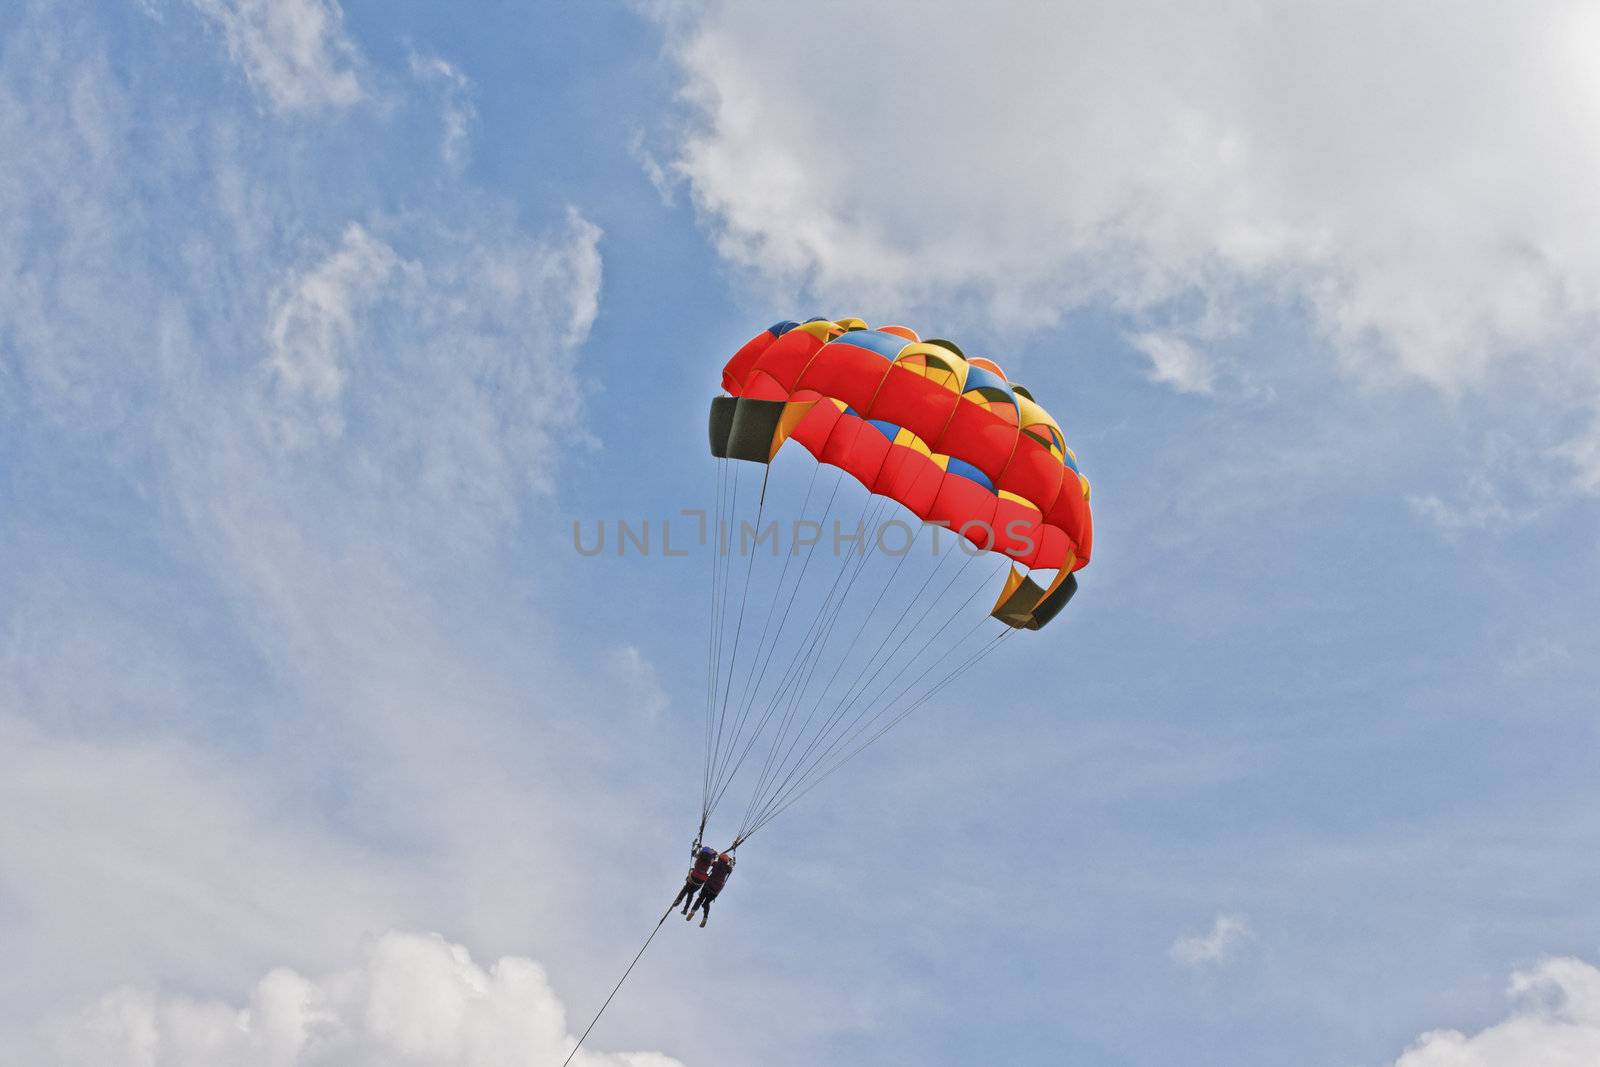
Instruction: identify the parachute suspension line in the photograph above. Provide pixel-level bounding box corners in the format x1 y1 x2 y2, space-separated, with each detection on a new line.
704 468 842 815
773 556 1008 808
778 495 895 709
701 458 740 827
707 492 896 819
731 516 953 839
705 483 876 817
711 491 894 817
736 543 984 836
789 545 991 770
704 463 784 825
767 569 1004 810
816 622 1017 804
737 553 1009 841
774 539 975 769
698 460 1049 845
557 902 677 1067
704 464 768 818
743 625 1015 844
733 515 931 837
700 459 727 825
708 460 735 816
747 493 883 737
739 623 1017 844
704 468 845 814
716 463 825 781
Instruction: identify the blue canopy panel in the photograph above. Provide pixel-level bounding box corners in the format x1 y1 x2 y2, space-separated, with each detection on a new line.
831 328 911 361
946 456 996 493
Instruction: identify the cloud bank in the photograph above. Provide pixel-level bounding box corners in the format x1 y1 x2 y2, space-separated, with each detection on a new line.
1392 957 1600 1067
44 931 685 1067
649 1 1600 398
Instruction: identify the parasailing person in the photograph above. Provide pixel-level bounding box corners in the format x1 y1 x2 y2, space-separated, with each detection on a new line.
688 851 736 927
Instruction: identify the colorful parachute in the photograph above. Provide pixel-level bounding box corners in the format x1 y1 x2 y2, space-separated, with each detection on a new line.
699 318 1093 847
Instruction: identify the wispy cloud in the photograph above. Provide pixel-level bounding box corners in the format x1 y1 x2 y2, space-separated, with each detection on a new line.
410 52 477 171
1169 913 1251 966
610 645 670 722
0 1 630 1045
1552 407 1600 496
265 223 407 442
1128 331 1215 395
1407 479 1540 538
1406 431 1576 537
189 0 365 113
630 129 678 207
258 211 601 487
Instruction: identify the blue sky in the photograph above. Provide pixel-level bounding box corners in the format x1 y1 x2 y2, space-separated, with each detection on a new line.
3 2 1600 1065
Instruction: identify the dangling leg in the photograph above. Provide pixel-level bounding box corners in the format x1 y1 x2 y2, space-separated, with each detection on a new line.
696 890 714 928
672 878 697 913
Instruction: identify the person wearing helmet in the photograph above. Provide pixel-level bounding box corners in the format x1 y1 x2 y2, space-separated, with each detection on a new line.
673 843 718 914
688 851 735 927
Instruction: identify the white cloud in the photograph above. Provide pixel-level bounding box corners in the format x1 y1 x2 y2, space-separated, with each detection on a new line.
0 717 422 1024
0 4 642 1051
649 2 1600 394
1552 409 1600 496
630 130 677 208
1128 331 1215 395
0 11 148 430
1406 430 1578 536
43 931 686 1067
1407 478 1538 538
410 53 477 171
1169 913 1251 965
266 223 406 440
1 0 605 556
1392 957 1600 1067
189 0 365 113
259 211 602 495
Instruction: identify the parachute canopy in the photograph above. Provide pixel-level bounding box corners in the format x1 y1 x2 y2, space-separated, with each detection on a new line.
710 318 1092 631
695 317 1097 849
